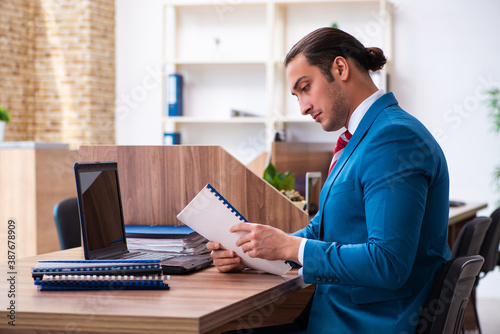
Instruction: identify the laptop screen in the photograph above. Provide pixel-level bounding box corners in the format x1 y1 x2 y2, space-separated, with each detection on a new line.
74 162 128 259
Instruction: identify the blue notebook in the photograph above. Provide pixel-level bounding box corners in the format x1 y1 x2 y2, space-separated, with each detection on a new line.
32 260 170 291
34 274 170 291
32 260 163 279
125 225 196 239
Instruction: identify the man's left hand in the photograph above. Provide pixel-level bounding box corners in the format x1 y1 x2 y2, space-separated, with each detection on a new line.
230 223 302 263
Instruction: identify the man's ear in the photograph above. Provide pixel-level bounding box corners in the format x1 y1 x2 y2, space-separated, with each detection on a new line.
331 56 349 82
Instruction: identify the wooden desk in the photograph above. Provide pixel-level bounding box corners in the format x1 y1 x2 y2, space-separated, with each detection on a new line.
0 203 487 333
0 248 309 334
448 202 488 249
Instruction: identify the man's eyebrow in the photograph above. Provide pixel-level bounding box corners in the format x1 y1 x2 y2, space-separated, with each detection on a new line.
292 75 307 92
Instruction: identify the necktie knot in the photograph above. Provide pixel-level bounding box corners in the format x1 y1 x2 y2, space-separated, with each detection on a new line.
328 130 352 175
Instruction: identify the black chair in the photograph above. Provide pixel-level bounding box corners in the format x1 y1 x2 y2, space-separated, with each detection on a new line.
471 208 500 334
53 197 81 250
451 216 491 258
484 208 500 271
415 255 484 334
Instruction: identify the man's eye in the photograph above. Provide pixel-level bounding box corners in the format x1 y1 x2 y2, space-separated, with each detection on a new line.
302 84 310 92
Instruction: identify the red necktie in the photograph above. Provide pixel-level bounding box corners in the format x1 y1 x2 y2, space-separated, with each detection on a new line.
328 130 352 175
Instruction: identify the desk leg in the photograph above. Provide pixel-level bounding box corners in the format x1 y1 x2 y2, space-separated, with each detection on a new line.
206 285 315 334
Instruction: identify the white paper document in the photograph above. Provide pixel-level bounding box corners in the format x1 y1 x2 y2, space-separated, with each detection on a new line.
177 184 292 276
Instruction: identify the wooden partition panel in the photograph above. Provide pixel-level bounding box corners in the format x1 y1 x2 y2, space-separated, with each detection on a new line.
79 146 309 233
271 142 333 180
271 142 333 196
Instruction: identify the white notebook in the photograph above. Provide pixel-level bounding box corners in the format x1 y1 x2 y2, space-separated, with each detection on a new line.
177 184 292 276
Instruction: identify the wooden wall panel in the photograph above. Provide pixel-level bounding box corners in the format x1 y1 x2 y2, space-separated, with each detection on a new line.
79 146 309 233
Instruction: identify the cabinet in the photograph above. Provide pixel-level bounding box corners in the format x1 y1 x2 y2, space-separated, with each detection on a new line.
162 0 393 164
0 142 78 260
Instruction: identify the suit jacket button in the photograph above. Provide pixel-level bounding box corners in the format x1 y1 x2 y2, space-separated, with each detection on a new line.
321 277 327 282
332 277 340 283
327 276 333 282
314 275 321 281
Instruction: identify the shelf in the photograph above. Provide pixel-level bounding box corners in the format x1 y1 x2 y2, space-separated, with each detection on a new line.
168 0 382 4
167 59 267 66
165 116 268 124
275 0 381 4
165 0 267 7
275 116 315 123
162 0 392 155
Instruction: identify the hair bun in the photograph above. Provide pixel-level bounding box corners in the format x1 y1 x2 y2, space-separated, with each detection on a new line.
365 47 387 71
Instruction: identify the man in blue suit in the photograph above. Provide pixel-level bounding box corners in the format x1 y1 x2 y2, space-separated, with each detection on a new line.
207 27 450 334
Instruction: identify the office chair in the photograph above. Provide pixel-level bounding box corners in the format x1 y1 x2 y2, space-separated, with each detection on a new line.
53 197 81 250
446 216 490 334
414 255 484 334
451 216 491 258
470 208 500 334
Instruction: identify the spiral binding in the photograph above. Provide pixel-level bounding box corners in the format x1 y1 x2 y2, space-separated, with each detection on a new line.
31 261 163 279
206 183 248 223
34 273 170 291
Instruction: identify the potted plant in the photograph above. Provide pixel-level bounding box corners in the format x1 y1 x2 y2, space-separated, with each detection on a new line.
0 105 12 142
263 162 305 208
486 88 500 199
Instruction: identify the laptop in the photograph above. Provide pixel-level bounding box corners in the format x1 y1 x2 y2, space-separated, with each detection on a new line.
74 161 213 274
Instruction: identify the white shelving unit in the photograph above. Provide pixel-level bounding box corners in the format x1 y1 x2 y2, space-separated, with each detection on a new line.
162 0 393 163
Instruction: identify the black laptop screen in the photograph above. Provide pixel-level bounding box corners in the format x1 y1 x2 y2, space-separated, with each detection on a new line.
75 163 127 258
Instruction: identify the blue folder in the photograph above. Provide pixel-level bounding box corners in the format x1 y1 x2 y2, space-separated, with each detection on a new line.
124 225 196 239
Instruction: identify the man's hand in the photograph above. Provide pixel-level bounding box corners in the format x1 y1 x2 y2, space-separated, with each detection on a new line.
206 241 246 273
231 223 302 263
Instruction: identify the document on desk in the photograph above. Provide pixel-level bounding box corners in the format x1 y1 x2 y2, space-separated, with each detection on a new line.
177 184 292 276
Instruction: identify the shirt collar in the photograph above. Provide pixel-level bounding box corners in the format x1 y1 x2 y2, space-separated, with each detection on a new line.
347 89 385 135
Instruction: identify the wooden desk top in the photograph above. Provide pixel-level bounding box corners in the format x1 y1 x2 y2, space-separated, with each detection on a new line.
449 202 488 226
0 248 307 334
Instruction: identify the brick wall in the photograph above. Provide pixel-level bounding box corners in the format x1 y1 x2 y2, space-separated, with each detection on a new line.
0 0 35 140
0 0 115 146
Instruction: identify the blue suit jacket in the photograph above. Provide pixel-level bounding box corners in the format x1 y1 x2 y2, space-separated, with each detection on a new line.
292 93 451 334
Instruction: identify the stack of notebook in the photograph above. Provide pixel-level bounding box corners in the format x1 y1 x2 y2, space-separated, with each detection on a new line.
125 225 210 255
31 260 170 291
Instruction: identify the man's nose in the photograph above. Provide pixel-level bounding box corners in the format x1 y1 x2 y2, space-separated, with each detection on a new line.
300 100 312 115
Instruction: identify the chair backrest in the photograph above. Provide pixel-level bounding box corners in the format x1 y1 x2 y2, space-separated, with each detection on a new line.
53 197 81 250
479 208 500 274
451 216 491 258
415 255 484 334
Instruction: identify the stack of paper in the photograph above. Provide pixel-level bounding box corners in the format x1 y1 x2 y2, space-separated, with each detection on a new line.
125 225 210 255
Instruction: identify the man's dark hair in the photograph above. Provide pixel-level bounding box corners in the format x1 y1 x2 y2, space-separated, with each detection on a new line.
285 27 387 82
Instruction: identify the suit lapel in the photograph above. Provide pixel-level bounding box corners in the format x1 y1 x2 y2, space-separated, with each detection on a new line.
317 93 399 239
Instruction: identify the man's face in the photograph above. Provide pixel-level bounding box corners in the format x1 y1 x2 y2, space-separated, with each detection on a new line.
286 54 350 132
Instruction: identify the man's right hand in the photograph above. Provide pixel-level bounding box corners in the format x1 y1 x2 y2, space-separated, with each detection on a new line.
206 241 246 273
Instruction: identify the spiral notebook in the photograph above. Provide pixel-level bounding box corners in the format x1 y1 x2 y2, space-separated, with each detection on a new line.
34 274 170 291
32 259 170 291
177 184 291 276
31 259 163 279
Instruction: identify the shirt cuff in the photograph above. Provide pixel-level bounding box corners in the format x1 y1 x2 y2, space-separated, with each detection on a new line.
297 238 308 276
